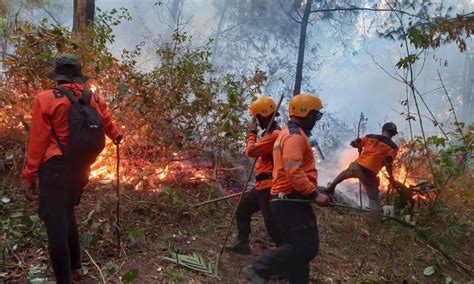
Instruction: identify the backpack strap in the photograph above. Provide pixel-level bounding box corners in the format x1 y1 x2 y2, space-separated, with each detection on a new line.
49 86 79 156
55 86 79 104
45 115 65 157
81 89 93 106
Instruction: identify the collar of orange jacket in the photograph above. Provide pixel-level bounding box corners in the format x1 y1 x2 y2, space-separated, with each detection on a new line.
58 83 84 92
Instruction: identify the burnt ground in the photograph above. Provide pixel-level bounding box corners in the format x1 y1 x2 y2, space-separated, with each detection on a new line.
1 180 473 283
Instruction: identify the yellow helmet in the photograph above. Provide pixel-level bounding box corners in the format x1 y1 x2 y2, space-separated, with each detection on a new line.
249 96 277 118
289 93 323 118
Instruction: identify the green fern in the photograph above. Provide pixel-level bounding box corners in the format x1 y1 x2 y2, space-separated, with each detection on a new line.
163 245 219 277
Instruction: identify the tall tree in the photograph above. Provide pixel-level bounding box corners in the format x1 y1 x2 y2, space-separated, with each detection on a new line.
462 52 474 123
73 0 94 37
293 0 313 96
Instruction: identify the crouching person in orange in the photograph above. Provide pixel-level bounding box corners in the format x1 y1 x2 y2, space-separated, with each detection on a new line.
326 122 399 229
243 94 330 284
227 97 282 254
23 55 123 284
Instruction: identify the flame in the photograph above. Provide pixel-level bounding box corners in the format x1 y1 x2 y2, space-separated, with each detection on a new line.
90 83 97 93
332 143 431 202
191 170 207 181
90 139 116 180
156 165 170 180
89 139 210 190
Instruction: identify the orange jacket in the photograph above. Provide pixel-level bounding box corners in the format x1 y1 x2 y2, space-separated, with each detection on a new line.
353 134 398 174
271 121 317 197
23 83 120 181
246 124 280 190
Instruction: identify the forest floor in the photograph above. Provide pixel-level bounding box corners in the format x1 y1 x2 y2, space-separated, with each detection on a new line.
1 177 473 283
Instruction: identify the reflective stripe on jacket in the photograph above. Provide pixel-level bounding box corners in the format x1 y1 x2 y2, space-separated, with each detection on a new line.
271 121 317 197
246 124 280 190
23 83 120 181
354 134 398 174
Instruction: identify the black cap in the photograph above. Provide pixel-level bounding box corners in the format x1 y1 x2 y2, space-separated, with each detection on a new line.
46 54 89 83
382 122 398 134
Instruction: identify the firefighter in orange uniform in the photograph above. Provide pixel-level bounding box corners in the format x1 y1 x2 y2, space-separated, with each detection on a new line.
227 97 282 254
326 122 399 227
23 55 123 284
243 94 329 284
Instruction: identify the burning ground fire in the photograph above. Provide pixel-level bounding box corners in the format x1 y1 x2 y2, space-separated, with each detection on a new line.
89 139 210 192
87 83 209 191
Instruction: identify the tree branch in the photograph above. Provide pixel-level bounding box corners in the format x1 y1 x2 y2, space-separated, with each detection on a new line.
310 6 425 19
279 0 302 24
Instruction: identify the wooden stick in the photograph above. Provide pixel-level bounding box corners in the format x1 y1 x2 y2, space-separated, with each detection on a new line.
192 191 249 207
219 93 285 257
357 113 364 210
84 249 106 284
116 143 121 256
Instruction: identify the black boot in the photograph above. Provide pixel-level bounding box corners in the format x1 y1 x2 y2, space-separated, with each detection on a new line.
226 236 250 254
242 266 267 284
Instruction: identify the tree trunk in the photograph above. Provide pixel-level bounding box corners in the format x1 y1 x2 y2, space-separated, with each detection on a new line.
73 0 94 37
170 0 181 21
462 52 474 123
211 0 228 65
293 0 313 96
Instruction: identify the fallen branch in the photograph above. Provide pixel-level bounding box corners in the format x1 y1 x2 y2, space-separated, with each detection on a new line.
84 249 106 284
216 166 244 172
191 191 248 207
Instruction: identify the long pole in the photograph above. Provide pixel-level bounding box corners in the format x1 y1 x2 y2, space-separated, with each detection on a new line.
270 198 369 212
357 113 364 209
219 94 285 256
116 143 121 255
192 191 247 207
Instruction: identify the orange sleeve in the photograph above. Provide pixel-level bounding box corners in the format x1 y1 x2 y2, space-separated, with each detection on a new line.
361 136 369 147
282 135 315 196
23 97 52 181
245 131 278 158
94 94 120 140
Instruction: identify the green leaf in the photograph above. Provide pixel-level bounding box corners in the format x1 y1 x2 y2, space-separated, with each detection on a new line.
27 264 47 283
83 209 96 225
82 232 93 248
104 262 119 276
10 212 23 218
443 276 453 284
29 214 40 223
122 268 139 283
127 227 143 240
163 247 216 276
423 266 435 276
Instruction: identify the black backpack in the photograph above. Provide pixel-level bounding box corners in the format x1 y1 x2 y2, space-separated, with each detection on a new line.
51 87 106 167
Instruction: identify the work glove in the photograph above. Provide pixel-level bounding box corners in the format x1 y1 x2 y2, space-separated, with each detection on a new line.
315 192 330 207
113 134 124 145
248 118 258 135
23 179 38 201
350 138 362 148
